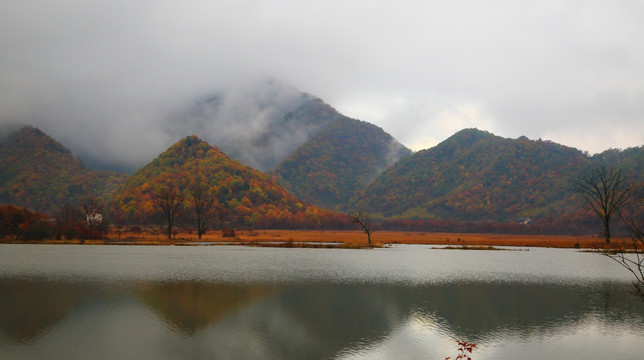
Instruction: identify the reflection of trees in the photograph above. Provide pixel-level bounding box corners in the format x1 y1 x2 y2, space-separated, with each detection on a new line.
136 282 278 336
132 280 644 358
134 281 406 359
0 279 91 343
273 284 405 359
5 279 642 358
397 281 644 342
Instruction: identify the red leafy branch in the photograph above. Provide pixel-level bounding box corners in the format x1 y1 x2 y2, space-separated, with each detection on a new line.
445 340 476 360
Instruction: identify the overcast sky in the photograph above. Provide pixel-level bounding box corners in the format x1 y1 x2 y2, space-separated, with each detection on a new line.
1 0 643 169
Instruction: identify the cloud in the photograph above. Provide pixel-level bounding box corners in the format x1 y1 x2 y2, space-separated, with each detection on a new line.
0 0 642 171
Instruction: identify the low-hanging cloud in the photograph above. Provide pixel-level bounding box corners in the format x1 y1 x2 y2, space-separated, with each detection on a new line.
1 0 643 172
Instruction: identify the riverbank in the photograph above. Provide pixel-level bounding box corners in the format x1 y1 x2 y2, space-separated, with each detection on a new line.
1 229 632 249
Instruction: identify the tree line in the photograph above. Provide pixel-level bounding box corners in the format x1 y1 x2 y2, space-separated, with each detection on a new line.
0 196 110 241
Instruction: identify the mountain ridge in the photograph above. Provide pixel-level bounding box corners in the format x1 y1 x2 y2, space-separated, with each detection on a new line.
271 116 412 210
0 126 127 215
350 128 643 223
108 135 347 228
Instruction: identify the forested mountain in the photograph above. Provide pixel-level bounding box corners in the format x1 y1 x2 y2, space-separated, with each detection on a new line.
2 124 641 233
166 81 409 175
223 97 342 171
164 81 343 172
108 135 347 228
350 128 643 222
271 117 412 210
593 147 644 182
0 126 127 215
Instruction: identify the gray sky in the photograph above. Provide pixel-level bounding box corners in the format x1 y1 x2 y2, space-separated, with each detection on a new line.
1 0 643 169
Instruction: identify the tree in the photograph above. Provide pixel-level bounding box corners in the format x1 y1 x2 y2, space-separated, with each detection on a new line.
55 203 82 240
602 218 644 302
152 186 186 240
80 196 104 229
575 166 631 244
214 203 229 232
189 184 216 240
350 211 374 245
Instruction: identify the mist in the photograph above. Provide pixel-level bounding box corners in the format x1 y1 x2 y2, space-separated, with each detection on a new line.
1 1 643 172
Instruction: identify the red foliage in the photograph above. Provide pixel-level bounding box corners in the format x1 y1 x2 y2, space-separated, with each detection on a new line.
445 340 476 360
108 136 353 230
0 205 54 240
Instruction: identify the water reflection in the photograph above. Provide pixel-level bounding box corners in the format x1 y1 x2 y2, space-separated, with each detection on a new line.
0 279 92 344
136 282 278 336
1 278 642 360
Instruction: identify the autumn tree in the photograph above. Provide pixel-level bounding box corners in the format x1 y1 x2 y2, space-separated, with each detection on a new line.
350 210 374 245
152 186 186 240
189 184 216 240
576 166 631 244
55 203 82 240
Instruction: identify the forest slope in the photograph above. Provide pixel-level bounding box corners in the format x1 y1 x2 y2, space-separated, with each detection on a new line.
270 117 412 210
0 126 127 214
109 135 347 228
352 129 608 221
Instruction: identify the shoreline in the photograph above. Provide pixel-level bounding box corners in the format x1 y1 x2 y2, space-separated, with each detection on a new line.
1 229 633 250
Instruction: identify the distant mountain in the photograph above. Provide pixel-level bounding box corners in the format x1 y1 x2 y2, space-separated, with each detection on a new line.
593 146 644 180
162 80 343 172
592 146 644 213
351 128 597 221
0 126 127 215
271 117 412 211
223 97 342 171
108 135 346 228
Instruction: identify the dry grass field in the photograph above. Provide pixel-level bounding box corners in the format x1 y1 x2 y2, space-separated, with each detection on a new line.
79 227 632 249
5 227 632 249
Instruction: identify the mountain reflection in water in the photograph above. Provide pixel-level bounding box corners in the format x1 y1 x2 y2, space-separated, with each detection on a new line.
1 278 642 360
1 245 643 359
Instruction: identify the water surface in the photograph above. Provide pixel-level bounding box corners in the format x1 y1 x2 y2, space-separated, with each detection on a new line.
0 244 642 359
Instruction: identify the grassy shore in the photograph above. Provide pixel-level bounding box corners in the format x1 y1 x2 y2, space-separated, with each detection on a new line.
2 228 633 250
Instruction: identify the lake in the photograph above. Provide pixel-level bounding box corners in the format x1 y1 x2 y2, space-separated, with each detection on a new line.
0 244 642 359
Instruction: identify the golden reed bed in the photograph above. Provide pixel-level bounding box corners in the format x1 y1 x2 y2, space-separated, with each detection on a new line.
31 229 627 249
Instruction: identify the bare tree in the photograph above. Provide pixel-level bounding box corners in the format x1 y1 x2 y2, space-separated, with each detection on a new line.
152 186 186 240
576 166 631 244
189 184 216 240
80 196 104 228
602 218 644 302
350 211 374 245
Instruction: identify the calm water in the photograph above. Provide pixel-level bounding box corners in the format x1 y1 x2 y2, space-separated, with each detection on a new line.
0 244 642 360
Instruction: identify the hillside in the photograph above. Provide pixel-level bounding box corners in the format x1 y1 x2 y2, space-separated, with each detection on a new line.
223 97 342 171
271 117 412 210
351 129 596 221
0 126 127 215
108 135 347 228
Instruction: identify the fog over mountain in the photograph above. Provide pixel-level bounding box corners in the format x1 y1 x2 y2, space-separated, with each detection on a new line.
162 80 322 172
4 79 330 173
1 1 643 172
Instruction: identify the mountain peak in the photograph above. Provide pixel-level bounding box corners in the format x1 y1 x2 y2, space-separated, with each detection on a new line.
271 116 412 210
4 125 73 158
447 128 497 144
351 129 593 221
0 125 127 214
109 134 342 228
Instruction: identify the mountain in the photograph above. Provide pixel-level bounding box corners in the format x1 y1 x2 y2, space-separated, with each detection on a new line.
592 146 644 211
0 126 127 215
351 128 595 221
271 117 412 211
108 135 346 228
223 97 342 171
161 80 343 172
